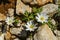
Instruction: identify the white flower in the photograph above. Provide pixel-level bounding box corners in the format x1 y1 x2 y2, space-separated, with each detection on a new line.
5 17 14 26
36 13 49 23
25 21 37 31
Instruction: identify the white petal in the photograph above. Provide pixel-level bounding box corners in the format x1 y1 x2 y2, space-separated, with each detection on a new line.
27 22 30 25
37 13 40 17
36 16 39 19
26 29 29 31
25 25 29 28
33 27 37 29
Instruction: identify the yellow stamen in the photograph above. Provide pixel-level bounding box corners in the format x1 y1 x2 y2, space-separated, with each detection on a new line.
30 25 34 28
40 16 45 21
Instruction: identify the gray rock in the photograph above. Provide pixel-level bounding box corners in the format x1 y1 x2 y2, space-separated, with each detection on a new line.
50 19 56 25
54 30 60 40
34 24 57 40
41 4 58 17
54 30 60 37
10 27 23 35
54 0 60 4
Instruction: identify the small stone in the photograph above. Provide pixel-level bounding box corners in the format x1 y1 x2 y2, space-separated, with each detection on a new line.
16 0 32 15
0 13 6 21
0 22 2 25
30 0 38 5
10 28 21 34
5 31 11 40
27 37 32 40
22 0 33 3
54 30 60 40
54 30 60 37
14 38 20 40
36 0 53 5
8 8 14 16
10 27 23 35
51 19 56 25
17 23 21 26
11 35 16 39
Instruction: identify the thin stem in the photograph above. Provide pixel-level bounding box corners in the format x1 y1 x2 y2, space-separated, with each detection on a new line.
30 33 33 40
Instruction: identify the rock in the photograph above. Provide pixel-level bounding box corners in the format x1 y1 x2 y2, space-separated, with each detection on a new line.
16 0 32 15
8 8 14 16
54 0 60 4
0 13 6 21
11 35 16 39
5 31 11 40
54 30 60 40
36 0 53 5
41 4 58 17
14 38 20 40
34 24 57 40
30 0 38 5
10 27 23 35
54 30 60 37
10 28 21 35
51 19 56 25
0 33 5 40
27 37 32 40
22 0 33 3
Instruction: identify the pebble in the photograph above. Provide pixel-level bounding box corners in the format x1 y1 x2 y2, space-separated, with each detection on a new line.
22 0 33 3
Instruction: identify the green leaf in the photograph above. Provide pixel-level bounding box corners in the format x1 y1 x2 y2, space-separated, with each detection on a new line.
24 11 29 17
37 7 43 13
47 19 57 31
14 19 19 24
29 14 34 19
20 7 43 22
32 7 38 13
32 7 43 13
21 17 28 21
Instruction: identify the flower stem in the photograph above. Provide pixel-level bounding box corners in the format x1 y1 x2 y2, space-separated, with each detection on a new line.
30 33 33 40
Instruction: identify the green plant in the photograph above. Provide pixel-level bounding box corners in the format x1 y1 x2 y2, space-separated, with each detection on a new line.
21 7 43 22
47 18 57 31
